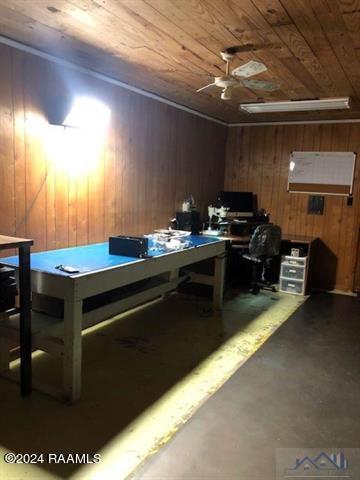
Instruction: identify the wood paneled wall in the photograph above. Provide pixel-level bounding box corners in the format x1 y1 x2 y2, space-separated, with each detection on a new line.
2 42 359 292
0 43 226 253
225 124 360 292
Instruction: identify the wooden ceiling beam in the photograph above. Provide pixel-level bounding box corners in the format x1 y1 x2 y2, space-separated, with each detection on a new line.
0 0 360 122
280 0 355 96
253 1 337 96
310 0 360 97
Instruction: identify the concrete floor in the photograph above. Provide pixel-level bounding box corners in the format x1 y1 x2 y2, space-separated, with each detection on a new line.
0 289 303 480
134 293 360 480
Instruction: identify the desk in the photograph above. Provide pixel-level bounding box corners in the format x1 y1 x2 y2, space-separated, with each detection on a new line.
203 232 318 292
1 236 226 402
204 232 317 251
209 234 250 244
0 235 33 396
281 234 317 245
207 233 317 244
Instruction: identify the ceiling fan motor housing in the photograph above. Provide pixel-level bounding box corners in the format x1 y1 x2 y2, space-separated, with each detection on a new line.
214 76 239 88
220 51 235 62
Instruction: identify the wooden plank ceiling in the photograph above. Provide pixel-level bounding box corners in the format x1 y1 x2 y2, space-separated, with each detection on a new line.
0 0 360 123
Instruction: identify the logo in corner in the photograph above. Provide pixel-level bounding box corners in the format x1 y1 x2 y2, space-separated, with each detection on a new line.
284 451 350 478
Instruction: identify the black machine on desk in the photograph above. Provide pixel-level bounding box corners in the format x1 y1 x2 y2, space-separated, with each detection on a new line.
206 191 269 236
109 235 149 258
175 211 201 235
174 194 202 235
220 191 254 218
229 213 269 236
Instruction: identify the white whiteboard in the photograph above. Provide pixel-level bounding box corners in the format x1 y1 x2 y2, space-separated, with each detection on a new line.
288 151 356 195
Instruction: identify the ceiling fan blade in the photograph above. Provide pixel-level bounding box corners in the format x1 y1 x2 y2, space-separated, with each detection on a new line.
196 83 216 93
232 60 267 78
241 78 280 92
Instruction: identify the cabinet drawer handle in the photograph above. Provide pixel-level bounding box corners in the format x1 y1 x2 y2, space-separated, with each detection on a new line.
288 283 295 288
289 269 297 273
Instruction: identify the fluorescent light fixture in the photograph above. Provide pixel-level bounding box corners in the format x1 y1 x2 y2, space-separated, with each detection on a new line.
64 96 111 129
239 97 350 113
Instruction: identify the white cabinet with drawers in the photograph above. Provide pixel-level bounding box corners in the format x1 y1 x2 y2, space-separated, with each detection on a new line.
280 255 308 295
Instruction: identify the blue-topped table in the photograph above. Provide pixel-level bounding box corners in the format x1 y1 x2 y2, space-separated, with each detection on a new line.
1 235 221 277
1 236 226 402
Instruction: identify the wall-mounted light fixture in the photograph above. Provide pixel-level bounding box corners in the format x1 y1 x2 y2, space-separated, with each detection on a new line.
45 95 111 177
47 95 111 130
47 95 73 126
63 97 111 130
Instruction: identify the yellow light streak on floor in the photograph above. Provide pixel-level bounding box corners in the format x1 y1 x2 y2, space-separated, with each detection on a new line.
0 290 305 480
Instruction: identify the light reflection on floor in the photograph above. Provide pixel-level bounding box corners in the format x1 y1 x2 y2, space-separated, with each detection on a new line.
0 290 305 480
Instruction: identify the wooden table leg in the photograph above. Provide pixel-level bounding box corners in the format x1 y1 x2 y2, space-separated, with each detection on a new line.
18 245 32 397
168 269 179 281
213 255 225 310
63 299 83 403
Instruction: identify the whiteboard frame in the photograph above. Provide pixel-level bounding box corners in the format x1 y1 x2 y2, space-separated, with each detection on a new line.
287 151 356 196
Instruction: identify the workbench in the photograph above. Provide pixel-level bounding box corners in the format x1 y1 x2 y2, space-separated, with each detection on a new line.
0 236 226 403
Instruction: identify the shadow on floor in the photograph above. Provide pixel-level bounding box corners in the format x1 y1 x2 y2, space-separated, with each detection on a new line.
134 293 360 480
0 290 289 479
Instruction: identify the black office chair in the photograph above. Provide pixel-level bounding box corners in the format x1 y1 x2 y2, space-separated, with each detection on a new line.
242 224 282 295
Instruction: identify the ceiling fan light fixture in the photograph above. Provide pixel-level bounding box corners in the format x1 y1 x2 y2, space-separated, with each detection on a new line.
239 97 351 113
221 87 232 100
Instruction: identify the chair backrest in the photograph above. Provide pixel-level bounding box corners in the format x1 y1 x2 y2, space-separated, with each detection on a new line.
249 224 282 258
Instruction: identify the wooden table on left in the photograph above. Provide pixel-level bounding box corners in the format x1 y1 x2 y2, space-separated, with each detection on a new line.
0 235 33 396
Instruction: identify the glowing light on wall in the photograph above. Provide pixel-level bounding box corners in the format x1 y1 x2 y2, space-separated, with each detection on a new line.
45 96 111 177
64 97 111 130
25 113 47 133
46 126 105 177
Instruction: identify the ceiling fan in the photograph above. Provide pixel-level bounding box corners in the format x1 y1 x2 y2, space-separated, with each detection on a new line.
196 46 279 100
